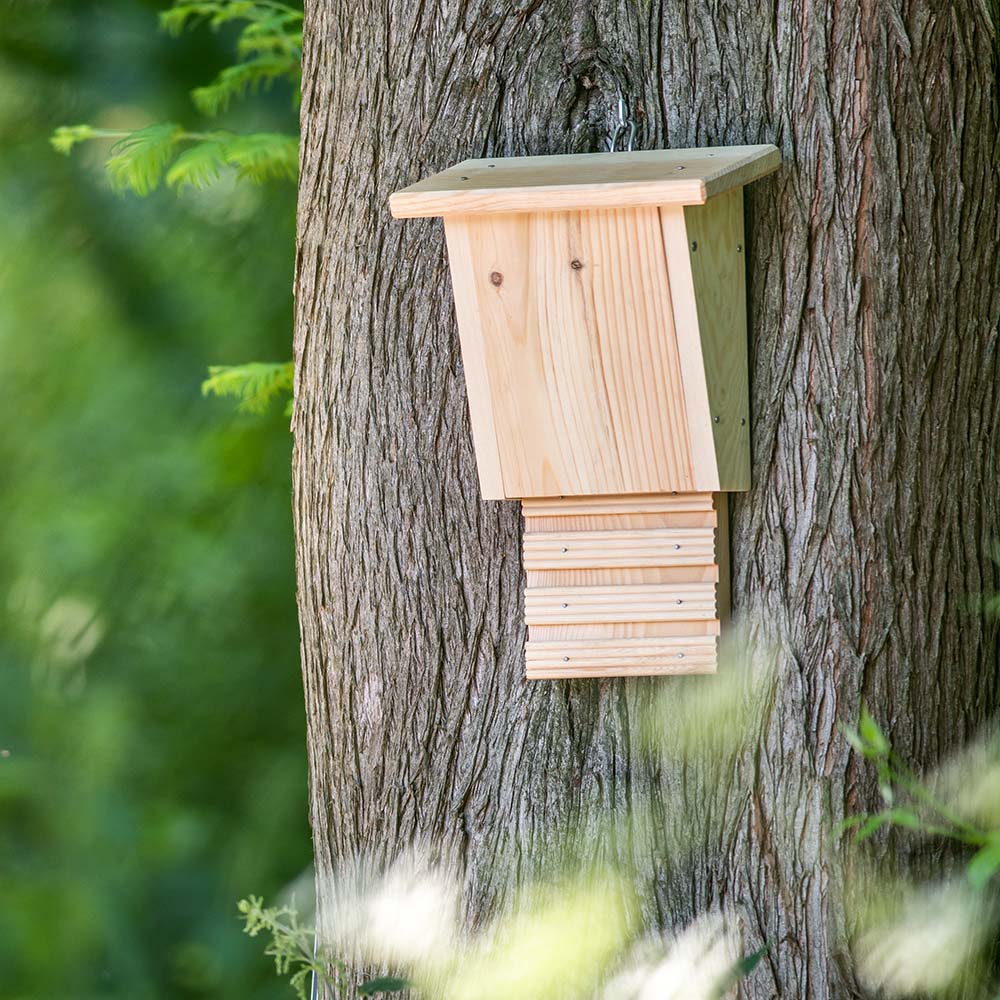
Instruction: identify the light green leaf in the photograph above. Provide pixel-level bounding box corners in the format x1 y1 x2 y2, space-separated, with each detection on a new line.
165 139 229 191
192 55 300 116
219 133 298 183
202 362 294 414
50 124 99 154
858 707 890 757
967 839 1000 889
105 123 184 195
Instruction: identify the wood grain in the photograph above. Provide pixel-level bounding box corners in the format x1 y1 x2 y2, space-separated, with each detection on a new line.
525 582 717 623
522 493 723 675
525 637 718 678
451 207 695 497
389 146 780 218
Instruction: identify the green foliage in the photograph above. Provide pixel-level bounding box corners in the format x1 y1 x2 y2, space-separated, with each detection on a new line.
5 2 306 996
841 708 997 873
202 361 294 414
106 123 186 194
52 0 302 196
239 895 345 1000
358 976 411 995
51 0 299 414
193 56 301 115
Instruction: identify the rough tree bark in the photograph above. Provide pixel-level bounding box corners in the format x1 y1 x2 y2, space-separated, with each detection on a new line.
292 2 1000 996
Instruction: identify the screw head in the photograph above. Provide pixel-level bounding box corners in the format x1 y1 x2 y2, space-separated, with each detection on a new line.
714 415 721 423
560 547 568 553
677 599 683 605
690 241 698 251
563 656 570 662
561 603 568 609
736 243 743 253
674 544 681 550
741 417 747 426
677 653 685 659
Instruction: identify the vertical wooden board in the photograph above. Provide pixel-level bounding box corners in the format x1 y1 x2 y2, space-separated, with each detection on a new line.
684 190 751 490
660 205 719 490
443 218 506 498
461 208 696 497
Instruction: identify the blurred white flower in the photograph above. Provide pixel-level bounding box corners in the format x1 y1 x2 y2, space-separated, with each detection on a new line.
856 881 995 997
602 912 743 1000
318 850 460 969
932 735 1000 829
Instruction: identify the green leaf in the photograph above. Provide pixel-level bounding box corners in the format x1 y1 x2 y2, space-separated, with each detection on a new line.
192 55 300 116
105 123 184 195
713 944 768 998
885 807 922 830
219 133 298 183
50 124 98 154
165 139 229 191
858 707 890 757
358 977 410 995
202 362 293 414
854 812 891 841
968 839 1000 889
833 814 868 839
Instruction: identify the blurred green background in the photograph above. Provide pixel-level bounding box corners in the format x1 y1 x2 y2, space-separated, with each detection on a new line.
0 2 309 996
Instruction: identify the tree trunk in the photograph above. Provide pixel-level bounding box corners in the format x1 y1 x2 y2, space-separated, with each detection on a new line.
292 2 1000 996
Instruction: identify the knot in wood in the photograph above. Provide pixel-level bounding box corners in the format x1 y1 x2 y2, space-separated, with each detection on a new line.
570 258 584 270
489 271 503 287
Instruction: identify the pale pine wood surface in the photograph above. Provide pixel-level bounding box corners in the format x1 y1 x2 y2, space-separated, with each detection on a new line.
390 145 780 217
442 219 506 498
452 207 695 498
683 190 751 489
522 494 715 515
522 492 727 678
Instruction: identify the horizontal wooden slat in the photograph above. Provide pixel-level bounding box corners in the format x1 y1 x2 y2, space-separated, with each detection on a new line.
523 511 717 533
522 493 714 517
525 637 717 678
526 565 719 589
523 527 715 569
528 620 721 641
525 582 716 624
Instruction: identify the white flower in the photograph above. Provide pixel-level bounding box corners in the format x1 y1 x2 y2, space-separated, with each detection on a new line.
319 851 460 968
856 881 995 997
603 913 743 1000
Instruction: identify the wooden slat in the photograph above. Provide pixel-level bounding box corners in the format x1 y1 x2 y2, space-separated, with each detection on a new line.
522 493 715 516
527 620 721 640
525 582 716 624
525 565 719 588
525 637 717 678
523 527 715 569
523 511 717 533
389 146 781 218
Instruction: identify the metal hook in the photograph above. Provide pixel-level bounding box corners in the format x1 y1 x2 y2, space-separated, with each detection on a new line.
606 94 637 153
